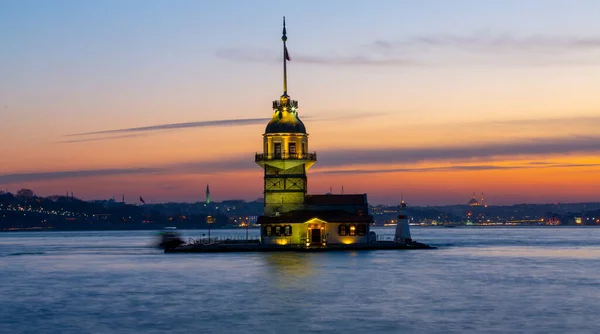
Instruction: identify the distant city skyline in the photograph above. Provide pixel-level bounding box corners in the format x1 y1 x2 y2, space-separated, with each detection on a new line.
2 0 600 205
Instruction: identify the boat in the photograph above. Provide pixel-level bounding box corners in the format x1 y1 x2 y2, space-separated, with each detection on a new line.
155 230 185 250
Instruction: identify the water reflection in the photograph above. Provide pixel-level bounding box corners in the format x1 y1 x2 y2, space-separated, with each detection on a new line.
2 228 600 333
458 246 600 259
261 253 314 284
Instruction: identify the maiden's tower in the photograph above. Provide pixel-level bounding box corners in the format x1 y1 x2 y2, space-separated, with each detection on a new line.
165 18 431 253
255 18 375 247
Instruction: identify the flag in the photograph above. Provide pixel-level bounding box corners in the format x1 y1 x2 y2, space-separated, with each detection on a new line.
284 45 291 61
139 196 145 204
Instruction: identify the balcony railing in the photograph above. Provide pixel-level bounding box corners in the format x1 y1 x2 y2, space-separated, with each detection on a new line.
273 99 298 109
255 152 317 162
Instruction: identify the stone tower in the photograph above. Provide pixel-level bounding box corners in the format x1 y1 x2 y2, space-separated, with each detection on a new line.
255 17 317 216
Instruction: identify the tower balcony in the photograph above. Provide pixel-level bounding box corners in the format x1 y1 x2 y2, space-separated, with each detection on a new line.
256 152 317 162
273 99 298 109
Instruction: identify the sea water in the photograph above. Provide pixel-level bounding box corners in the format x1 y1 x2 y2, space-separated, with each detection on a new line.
1 227 599 333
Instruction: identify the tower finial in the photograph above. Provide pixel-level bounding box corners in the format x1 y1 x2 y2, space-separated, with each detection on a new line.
282 16 287 41
282 16 290 96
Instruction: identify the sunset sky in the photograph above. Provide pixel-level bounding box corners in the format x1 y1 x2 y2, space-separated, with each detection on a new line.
1 0 600 205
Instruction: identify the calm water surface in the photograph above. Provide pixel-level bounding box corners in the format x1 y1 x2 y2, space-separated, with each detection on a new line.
1 227 600 333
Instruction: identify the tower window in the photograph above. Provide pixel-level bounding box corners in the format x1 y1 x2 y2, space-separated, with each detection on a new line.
284 225 292 236
339 225 347 236
274 143 282 158
349 225 356 236
301 143 305 154
289 142 296 155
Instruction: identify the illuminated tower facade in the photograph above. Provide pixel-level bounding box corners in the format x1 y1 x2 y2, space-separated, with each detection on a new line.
255 17 317 216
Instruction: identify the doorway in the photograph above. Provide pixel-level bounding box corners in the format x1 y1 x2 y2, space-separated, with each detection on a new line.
310 228 321 244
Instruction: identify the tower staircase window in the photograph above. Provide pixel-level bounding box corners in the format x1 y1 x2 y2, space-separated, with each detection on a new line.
289 143 296 155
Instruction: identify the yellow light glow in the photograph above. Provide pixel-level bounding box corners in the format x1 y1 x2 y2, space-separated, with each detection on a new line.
340 238 356 245
275 239 289 245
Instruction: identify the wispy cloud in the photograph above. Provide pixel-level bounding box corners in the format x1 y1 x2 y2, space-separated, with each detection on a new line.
168 157 255 174
0 168 164 184
216 48 424 67
66 118 271 137
60 113 384 143
318 162 600 175
56 134 152 144
6 135 600 184
166 135 600 174
218 33 600 67
317 136 600 167
370 34 600 54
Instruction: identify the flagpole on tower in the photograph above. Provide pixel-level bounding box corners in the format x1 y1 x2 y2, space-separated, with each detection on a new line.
282 16 289 96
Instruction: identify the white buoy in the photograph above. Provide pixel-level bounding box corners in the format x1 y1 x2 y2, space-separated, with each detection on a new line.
395 200 412 244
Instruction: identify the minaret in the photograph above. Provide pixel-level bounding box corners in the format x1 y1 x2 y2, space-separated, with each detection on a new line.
255 17 317 216
395 196 412 244
205 184 210 205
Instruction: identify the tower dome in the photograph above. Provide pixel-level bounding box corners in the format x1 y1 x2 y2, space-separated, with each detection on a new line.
265 95 306 134
265 115 306 134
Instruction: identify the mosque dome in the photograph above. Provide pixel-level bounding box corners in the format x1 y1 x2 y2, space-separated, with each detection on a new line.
468 193 480 206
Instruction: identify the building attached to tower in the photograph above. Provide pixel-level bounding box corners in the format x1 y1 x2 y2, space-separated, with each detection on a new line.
255 18 374 247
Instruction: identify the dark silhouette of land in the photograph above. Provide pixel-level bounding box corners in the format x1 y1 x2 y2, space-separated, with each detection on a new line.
1 189 599 231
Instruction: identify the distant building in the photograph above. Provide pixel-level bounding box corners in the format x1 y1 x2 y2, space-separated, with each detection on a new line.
559 213 584 225
468 193 481 206
205 184 210 205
